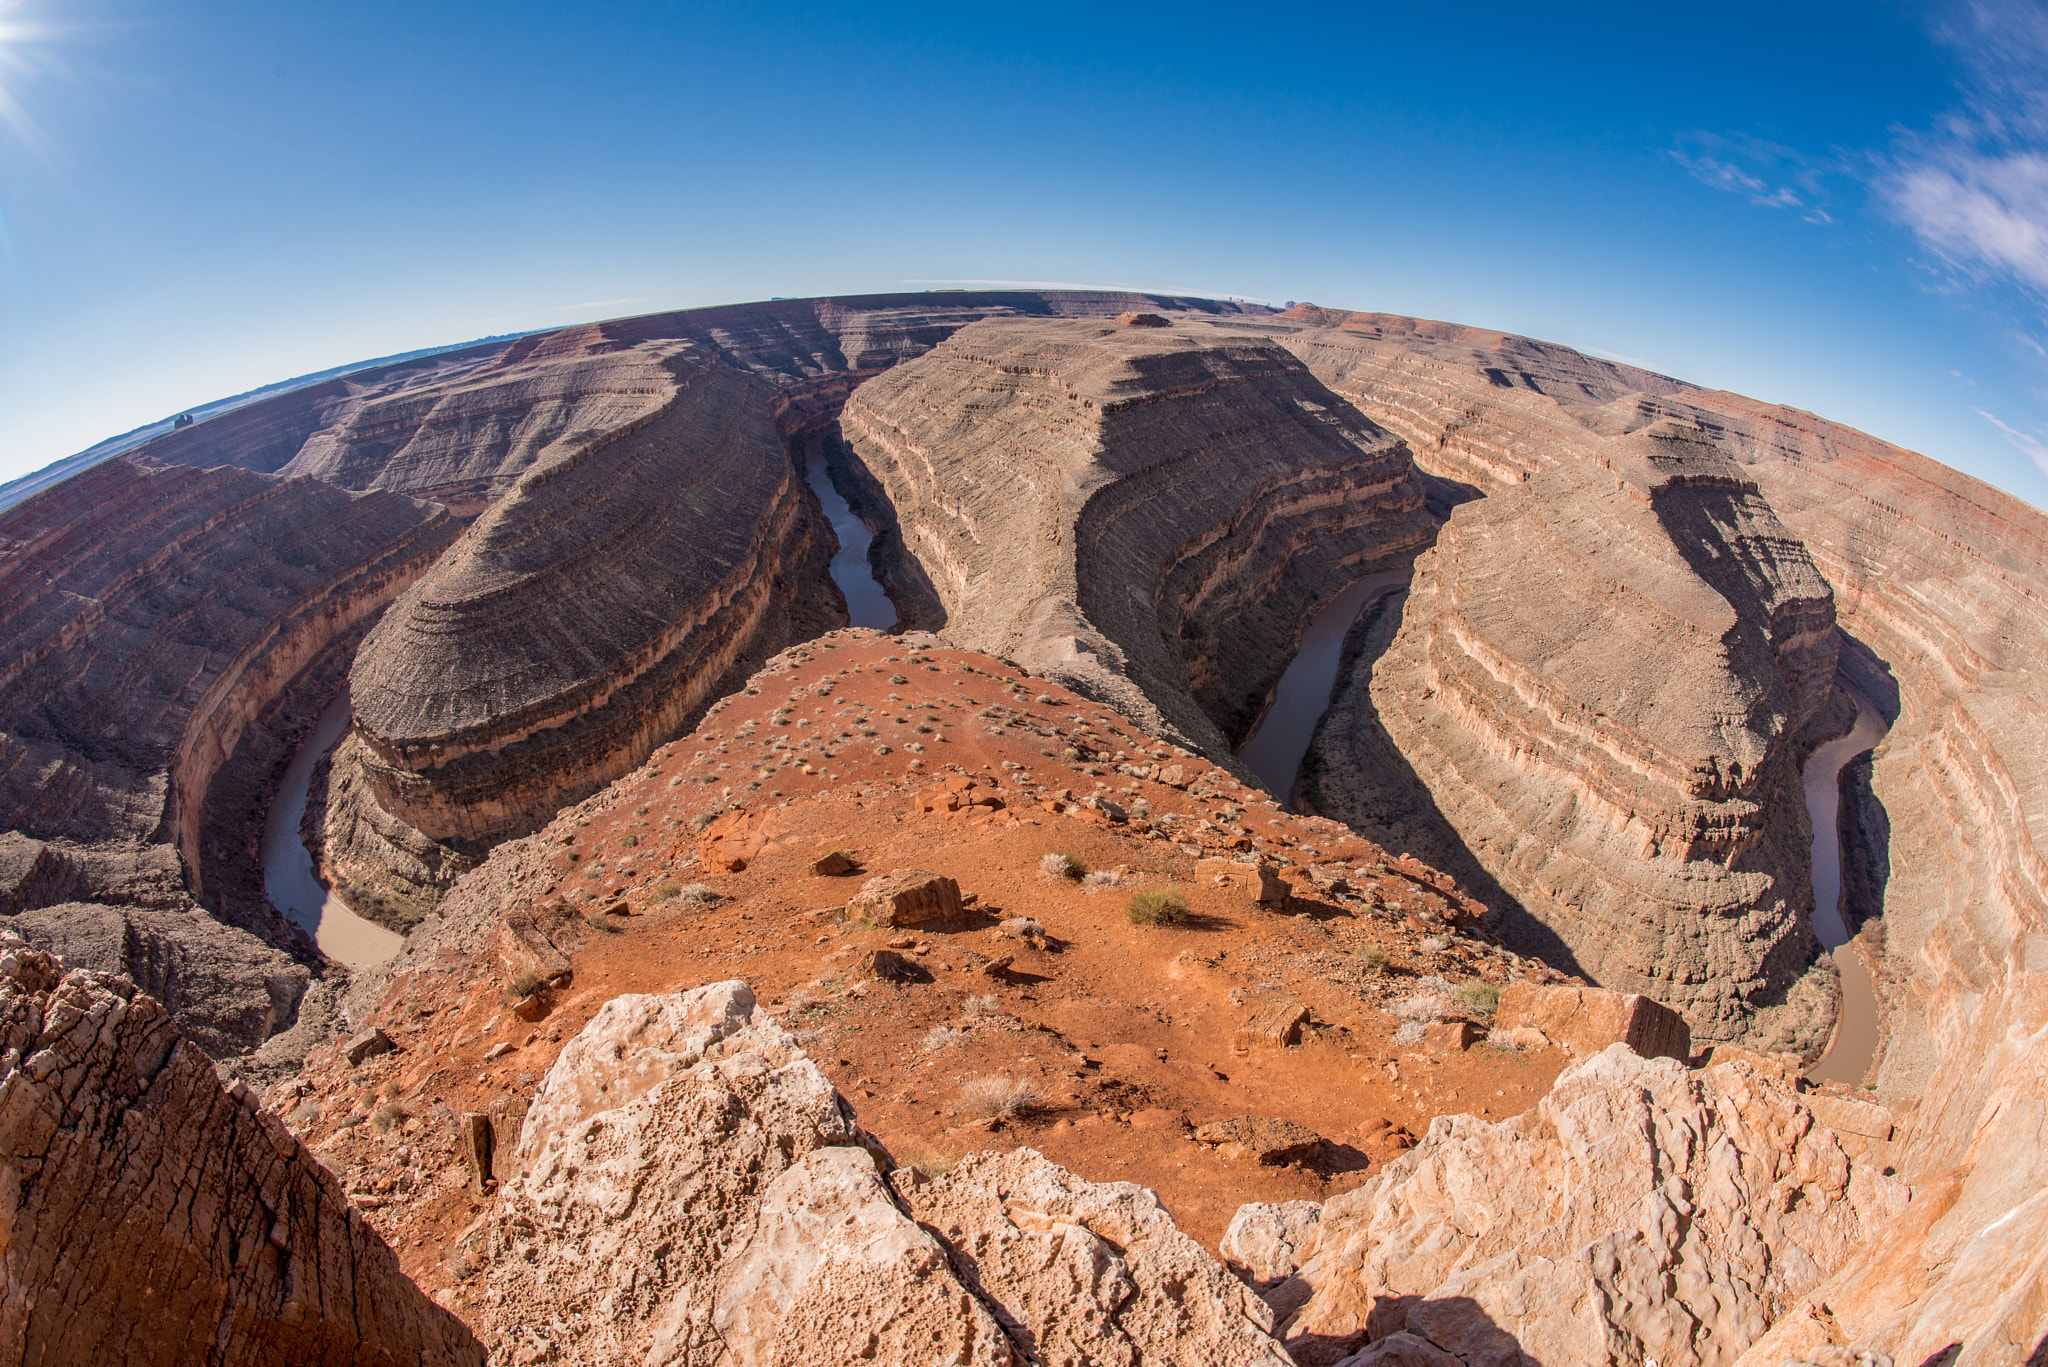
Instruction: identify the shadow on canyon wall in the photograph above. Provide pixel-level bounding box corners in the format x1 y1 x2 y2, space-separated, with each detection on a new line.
1292 586 1593 985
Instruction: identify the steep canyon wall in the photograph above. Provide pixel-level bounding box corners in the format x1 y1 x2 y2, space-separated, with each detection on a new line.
836 315 1435 756
0 458 455 1053
1240 306 2048 1358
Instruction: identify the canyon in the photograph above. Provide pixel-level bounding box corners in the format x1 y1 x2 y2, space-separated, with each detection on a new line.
2 290 2045 1364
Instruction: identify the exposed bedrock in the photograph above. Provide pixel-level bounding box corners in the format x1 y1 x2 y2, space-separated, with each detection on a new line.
0 458 454 1054
835 315 1434 756
470 977 1290 1366
347 342 840 845
134 291 1274 508
0 933 484 1365
1241 1046 1907 1367
1305 418 1839 1046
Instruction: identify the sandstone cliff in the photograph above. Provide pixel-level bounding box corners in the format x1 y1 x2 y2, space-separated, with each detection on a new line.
347 340 840 845
835 315 1434 756
1302 416 1839 1046
0 457 455 1054
0 932 483 1365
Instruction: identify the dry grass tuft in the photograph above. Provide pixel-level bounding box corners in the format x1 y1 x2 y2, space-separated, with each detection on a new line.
1040 852 1085 880
958 1074 1044 1121
1126 887 1189 926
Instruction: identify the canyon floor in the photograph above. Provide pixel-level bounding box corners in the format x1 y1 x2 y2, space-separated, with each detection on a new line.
279 631 1584 1296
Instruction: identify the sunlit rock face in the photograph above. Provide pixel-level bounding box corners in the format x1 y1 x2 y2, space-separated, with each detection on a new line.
837 315 1434 756
347 340 839 845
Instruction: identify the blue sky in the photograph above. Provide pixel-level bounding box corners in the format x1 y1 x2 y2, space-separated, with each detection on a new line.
4 1 2048 507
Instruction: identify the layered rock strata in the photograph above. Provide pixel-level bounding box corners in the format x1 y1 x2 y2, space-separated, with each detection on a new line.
0 933 483 1365
1235 1045 1908 1367
135 291 1272 508
1244 306 2048 1359
0 457 455 1053
347 341 840 844
836 315 1433 754
471 978 1289 1365
1309 413 1837 1043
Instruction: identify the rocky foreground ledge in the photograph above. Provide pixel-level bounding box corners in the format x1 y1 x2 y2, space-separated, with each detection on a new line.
13 921 2033 1366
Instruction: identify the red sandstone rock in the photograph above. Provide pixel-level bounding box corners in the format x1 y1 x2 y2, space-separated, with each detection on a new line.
1494 981 1691 1061
846 868 963 927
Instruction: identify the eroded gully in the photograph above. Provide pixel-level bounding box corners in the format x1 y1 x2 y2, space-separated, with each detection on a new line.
260 690 402 969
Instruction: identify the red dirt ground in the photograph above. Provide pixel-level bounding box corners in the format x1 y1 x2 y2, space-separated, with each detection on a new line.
277 629 1574 1297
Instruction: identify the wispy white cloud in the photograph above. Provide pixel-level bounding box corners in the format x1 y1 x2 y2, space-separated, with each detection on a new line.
1978 407 2048 475
1669 133 1837 217
1883 2 2048 298
1672 151 1803 208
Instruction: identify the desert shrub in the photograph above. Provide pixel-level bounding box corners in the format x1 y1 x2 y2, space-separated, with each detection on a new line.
369 1101 408 1133
1392 977 1457 1023
1000 916 1045 941
585 908 625 934
1357 946 1390 974
890 673 908 685
961 993 1002 1019
1040 852 1085 880
670 883 719 905
958 1075 1044 1121
619 834 639 847
1419 935 1449 952
1456 980 1501 1022
921 1025 965 1051
692 810 720 830
634 804 649 815
509 970 545 998
1393 1020 1428 1046
1126 887 1189 926
1083 869 1120 891
652 882 683 900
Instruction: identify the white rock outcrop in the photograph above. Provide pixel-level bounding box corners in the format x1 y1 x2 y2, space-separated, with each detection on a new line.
474 979 1290 1366
1242 1045 1908 1367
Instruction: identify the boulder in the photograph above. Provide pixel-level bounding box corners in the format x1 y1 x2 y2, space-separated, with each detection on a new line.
810 850 855 876
0 933 483 1366
1221 1200 1323 1286
1199 858 1288 904
1193 1116 1322 1165
846 868 963 927
1493 981 1690 1061
899 1148 1294 1366
1419 1020 1481 1053
866 949 922 983
344 1026 396 1065
496 912 571 990
1234 1001 1310 1050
